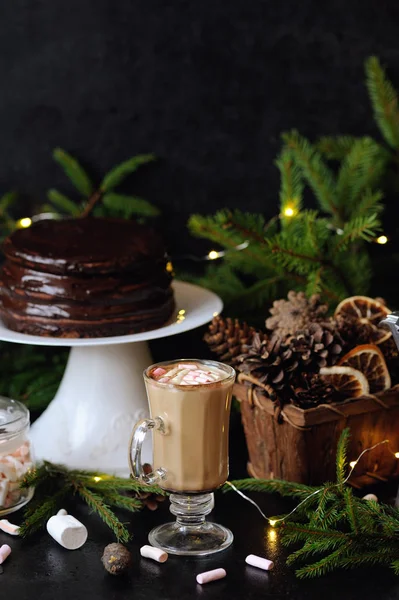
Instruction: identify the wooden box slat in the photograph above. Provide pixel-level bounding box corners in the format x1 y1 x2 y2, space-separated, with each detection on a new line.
233 380 399 485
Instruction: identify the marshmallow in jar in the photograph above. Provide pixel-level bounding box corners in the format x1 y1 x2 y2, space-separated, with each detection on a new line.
0 397 34 515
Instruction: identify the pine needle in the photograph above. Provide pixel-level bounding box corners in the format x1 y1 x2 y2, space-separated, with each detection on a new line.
230 429 399 578
75 486 130 543
19 461 167 542
365 56 399 149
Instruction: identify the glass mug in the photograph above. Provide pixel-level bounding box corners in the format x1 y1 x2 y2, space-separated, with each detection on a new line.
129 359 236 556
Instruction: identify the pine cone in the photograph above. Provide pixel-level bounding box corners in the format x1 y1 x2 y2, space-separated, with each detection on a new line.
380 337 399 385
292 374 339 409
290 323 343 371
236 323 343 403
204 315 260 364
236 334 299 394
266 291 330 339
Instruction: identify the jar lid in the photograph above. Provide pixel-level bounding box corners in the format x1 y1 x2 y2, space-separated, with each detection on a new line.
0 396 30 437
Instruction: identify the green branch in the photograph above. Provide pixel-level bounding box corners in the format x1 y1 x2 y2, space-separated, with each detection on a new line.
230 429 399 578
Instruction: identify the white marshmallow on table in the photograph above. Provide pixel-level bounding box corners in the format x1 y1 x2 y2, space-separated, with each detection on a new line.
46 514 88 550
140 545 168 563
0 519 20 536
196 568 226 585
245 554 274 571
0 544 11 564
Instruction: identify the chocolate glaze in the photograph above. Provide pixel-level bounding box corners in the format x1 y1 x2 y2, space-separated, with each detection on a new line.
0 218 175 338
3 217 166 274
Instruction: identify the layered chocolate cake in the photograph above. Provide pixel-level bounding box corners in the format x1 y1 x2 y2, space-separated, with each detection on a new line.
0 218 175 338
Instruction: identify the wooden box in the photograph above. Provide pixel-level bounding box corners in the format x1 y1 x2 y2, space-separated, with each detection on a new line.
234 373 399 486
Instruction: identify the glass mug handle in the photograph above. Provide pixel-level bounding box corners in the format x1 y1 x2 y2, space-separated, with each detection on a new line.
128 417 166 484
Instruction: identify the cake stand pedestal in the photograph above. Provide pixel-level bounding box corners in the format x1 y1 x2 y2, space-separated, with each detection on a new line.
0 281 222 475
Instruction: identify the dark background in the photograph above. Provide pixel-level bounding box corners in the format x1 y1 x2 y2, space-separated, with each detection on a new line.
2 0 399 260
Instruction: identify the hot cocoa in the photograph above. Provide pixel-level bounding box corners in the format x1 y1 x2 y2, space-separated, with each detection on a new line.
144 360 235 493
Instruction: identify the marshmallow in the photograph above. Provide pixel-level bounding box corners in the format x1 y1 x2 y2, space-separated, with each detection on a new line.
0 520 20 536
153 368 167 377
196 568 226 585
245 554 274 571
0 545 11 565
362 493 378 502
0 481 9 506
57 509 68 516
47 514 88 550
140 545 168 563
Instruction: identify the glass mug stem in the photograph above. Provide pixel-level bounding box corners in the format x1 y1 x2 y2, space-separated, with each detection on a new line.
128 417 166 485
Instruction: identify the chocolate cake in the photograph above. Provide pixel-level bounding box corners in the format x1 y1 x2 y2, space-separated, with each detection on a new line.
0 218 175 338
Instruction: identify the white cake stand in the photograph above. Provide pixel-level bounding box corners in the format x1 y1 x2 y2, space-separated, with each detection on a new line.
0 281 222 475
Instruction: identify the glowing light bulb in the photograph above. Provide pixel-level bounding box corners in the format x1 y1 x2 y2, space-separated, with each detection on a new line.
269 519 277 527
284 206 295 217
178 309 186 315
93 476 102 482
349 461 357 469
208 250 219 260
17 217 32 228
395 452 399 459
377 235 388 245
213 312 219 317
166 261 174 273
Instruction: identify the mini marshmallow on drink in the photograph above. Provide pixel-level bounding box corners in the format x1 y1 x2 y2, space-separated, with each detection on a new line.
152 362 227 386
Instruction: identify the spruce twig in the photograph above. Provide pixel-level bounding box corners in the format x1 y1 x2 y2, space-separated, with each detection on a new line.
365 56 399 149
19 462 167 541
228 429 399 578
47 149 158 220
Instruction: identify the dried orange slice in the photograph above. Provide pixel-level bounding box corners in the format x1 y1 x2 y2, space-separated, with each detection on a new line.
338 344 391 393
334 296 391 345
319 366 369 399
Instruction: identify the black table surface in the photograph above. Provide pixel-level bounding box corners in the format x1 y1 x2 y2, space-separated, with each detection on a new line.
2 488 399 600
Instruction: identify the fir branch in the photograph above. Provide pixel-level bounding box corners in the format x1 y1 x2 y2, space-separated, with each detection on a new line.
337 550 398 571
336 427 350 485
53 148 94 197
356 189 384 219
102 193 160 218
81 189 103 218
230 429 399 578
100 154 155 192
75 485 130 543
275 149 303 218
343 488 358 533
316 136 358 160
286 534 346 565
279 522 348 545
224 478 319 501
335 138 387 215
47 189 81 216
333 214 380 253
365 56 399 149
82 475 165 495
295 545 352 579
99 491 143 512
19 462 167 542
19 488 70 537
282 130 340 222
0 190 18 235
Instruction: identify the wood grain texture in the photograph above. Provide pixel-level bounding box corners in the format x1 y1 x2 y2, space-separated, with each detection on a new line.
235 382 399 485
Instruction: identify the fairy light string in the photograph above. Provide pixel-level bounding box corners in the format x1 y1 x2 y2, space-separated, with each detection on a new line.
226 438 398 527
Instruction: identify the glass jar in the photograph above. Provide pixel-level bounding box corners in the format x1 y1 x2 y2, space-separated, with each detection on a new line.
0 397 34 516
